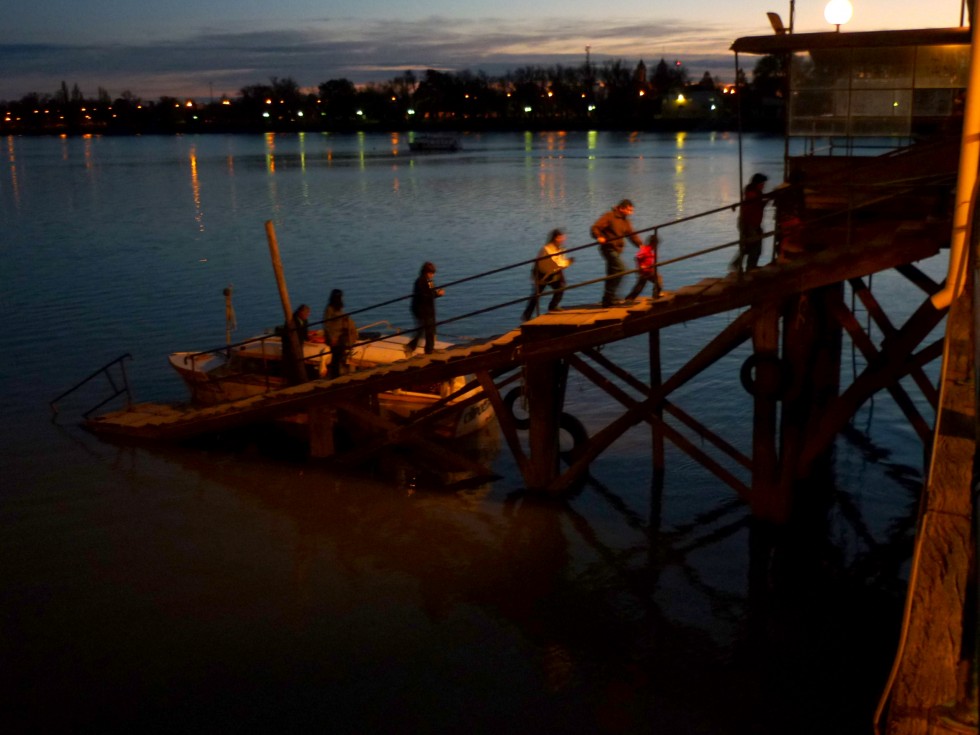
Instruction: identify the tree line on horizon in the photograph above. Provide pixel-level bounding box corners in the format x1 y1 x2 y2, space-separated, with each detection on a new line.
0 56 786 134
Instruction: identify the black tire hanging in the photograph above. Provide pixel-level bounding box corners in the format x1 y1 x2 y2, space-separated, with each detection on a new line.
739 354 792 400
558 412 588 462
502 386 530 429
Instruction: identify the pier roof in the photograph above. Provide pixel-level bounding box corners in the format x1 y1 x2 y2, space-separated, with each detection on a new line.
731 26 970 55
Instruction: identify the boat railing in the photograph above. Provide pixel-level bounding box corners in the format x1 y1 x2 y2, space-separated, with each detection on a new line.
50 353 133 419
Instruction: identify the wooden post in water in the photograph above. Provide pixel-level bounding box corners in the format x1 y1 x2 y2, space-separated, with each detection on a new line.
778 284 843 493
749 304 786 522
308 405 336 458
264 220 305 385
649 328 665 474
526 358 564 491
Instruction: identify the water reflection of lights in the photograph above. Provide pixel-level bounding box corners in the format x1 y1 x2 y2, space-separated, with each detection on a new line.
671 137 687 212
6 137 20 207
265 132 276 173
189 147 204 231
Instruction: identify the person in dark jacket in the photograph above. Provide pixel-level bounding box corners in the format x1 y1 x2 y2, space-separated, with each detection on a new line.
323 289 356 378
590 199 643 306
280 303 311 383
730 173 768 275
406 262 444 355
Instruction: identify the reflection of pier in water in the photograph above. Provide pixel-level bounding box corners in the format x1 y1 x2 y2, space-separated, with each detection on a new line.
75 22 978 733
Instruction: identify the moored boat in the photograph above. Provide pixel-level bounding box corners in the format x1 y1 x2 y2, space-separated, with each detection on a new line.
168 322 494 439
408 134 461 152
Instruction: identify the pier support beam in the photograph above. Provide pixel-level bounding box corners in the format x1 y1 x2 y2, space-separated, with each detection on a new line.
525 358 567 490
750 304 785 523
778 284 844 496
308 405 336 458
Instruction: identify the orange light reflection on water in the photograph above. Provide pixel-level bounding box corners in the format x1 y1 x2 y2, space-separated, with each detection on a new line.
189 147 204 231
6 137 20 207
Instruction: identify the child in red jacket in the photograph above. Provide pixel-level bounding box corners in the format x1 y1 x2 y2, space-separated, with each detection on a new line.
625 232 663 301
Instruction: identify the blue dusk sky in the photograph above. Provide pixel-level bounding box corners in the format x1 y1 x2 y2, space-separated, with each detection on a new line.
0 1 965 101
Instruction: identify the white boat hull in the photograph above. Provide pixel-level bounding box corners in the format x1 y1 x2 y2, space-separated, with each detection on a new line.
169 331 494 439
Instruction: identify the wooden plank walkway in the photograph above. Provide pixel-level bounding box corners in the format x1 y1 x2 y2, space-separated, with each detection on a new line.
86 228 942 442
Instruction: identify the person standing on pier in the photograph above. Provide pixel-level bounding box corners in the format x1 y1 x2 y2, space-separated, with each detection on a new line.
406 261 444 356
591 199 642 307
730 172 768 275
625 232 663 302
521 228 575 321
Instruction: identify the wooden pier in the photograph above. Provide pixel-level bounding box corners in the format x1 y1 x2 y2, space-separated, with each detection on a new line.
88 222 945 507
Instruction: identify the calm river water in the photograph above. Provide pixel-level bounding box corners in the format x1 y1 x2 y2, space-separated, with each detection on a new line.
1 131 940 733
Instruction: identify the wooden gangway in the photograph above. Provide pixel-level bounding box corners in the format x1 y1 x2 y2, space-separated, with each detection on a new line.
86 223 942 443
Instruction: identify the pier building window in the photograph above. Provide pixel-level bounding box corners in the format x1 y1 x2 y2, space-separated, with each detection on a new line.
788 43 968 143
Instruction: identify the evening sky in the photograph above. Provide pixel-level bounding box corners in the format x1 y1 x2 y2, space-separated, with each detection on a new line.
0 1 964 101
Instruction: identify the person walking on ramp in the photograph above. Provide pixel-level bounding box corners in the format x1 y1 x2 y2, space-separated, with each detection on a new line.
591 199 642 306
521 228 575 321
625 232 663 302
406 261 444 356
730 173 768 275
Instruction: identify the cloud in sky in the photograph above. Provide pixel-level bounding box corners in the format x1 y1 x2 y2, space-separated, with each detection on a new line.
1 0 957 102
0 16 739 101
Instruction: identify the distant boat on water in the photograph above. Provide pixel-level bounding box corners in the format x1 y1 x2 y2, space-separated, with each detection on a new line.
408 134 461 152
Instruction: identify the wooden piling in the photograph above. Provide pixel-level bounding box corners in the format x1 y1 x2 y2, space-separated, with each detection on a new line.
308 405 336 458
750 304 785 522
264 220 305 385
525 358 565 490
649 328 665 474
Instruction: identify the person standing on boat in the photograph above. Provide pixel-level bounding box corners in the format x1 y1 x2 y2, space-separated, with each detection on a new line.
281 303 311 384
323 289 357 378
521 229 575 321
590 199 642 307
730 173 768 275
406 262 444 356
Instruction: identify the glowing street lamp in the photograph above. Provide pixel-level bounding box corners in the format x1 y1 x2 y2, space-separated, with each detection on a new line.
824 0 853 31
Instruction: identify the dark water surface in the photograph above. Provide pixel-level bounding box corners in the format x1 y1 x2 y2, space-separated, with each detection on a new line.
1 131 939 732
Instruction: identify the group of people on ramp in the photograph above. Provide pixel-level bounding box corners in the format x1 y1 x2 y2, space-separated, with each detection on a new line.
286 173 777 374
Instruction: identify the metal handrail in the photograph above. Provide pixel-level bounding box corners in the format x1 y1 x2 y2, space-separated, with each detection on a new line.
50 353 134 419
180 159 951 365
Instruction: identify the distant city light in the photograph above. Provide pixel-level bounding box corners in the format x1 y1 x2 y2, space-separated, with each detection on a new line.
524 106 532 113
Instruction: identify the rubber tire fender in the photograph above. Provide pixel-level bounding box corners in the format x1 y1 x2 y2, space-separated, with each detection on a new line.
502 386 530 429
739 353 791 400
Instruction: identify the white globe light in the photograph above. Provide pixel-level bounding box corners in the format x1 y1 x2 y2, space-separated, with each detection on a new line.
824 0 853 26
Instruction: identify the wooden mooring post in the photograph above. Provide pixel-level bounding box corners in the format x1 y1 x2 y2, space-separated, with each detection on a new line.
525 357 568 490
